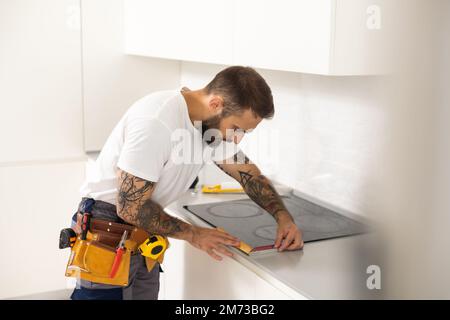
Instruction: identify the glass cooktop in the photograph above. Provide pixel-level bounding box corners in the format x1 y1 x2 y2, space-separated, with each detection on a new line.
184 195 368 250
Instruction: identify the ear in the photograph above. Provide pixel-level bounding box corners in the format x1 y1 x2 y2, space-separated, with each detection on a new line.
208 95 224 115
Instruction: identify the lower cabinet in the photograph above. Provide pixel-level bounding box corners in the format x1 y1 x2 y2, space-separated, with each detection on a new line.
160 238 295 300
0 161 86 299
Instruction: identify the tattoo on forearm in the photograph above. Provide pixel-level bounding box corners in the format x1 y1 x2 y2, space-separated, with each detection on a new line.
238 170 290 222
238 170 253 187
215 151 290 222
216 151 252 178
117 170 190 238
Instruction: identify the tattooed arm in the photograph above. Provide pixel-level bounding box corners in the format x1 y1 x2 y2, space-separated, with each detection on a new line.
215 151 304 251
116 168 193 239
216 150 292 223
116 169 240 260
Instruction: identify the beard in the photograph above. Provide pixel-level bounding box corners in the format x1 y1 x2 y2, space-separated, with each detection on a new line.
202 114 223 146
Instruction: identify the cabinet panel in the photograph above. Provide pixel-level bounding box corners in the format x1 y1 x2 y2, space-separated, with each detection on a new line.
162 238 293 299
0 161 86 299
233 0 333 74
124 0 391 75
0 0 84 162
124 0 233 65
331 0 390 75
82 0 180 151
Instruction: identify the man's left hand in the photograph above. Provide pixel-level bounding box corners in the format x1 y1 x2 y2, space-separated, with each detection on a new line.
274 214 304 251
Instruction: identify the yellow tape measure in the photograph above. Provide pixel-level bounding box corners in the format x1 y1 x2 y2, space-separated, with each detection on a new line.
138 235 167 260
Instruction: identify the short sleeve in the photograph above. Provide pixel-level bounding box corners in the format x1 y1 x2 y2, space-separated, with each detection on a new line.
117 117 171 182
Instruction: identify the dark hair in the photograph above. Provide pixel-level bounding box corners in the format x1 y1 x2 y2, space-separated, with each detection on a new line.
204 66 274 119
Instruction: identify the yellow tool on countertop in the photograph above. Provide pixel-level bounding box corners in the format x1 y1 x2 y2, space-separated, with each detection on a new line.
201 184 244 194
138 235 168 260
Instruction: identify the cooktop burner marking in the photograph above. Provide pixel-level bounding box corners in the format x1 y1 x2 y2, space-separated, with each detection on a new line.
254 225 277 240
208 203 264 218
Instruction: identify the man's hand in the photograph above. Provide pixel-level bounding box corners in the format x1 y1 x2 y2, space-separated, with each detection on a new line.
274 213 304 251
188 226 241 261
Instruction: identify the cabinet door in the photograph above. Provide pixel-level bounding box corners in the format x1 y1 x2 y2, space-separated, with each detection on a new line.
0 0 84 162
0 161 86 299
162 238 294 299
331 0 390 75
82 0 180 152
233 0 333 74
124 0 233 65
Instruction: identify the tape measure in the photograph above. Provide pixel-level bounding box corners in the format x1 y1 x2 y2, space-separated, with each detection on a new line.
59 228 77 249
138 235 167 260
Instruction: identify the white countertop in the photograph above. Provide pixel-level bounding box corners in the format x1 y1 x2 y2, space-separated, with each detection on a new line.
166 190 381 300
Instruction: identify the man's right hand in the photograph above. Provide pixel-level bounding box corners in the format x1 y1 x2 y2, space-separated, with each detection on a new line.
188 226 241 261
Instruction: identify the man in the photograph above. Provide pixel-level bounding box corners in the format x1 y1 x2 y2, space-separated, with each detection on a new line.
71 66 303 300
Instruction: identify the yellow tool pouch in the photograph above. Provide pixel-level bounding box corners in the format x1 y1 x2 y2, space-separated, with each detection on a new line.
64 217 169 287
65 231 133 286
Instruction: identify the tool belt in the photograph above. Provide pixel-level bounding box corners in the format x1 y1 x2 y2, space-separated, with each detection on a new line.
64 198 169 287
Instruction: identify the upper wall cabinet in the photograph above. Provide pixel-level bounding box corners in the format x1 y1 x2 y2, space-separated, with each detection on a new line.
124 0 391 75
82 0 180 152
0 0 84 163
234 0 390 75
124 0 234 65
233 0 333 75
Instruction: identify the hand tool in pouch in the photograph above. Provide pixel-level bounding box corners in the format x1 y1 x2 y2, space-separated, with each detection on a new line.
79 198 95 240
138 235 167 260
109 230 128 278
59 228 77 249
59 198 95 248
80 213 92 240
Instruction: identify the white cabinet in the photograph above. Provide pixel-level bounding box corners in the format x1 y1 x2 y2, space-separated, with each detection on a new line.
234 0 389 75
0 0 84 163
125 0 390 75
329 0 389 75
124 0 234 65
82 0 180 152
161 238 299 300
234 0 333 75
0 161 86 299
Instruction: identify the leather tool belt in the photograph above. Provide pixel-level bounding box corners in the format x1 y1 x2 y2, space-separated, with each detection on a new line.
65 210 169 287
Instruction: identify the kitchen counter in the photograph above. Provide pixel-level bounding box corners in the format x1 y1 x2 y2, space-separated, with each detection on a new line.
165 190 380 300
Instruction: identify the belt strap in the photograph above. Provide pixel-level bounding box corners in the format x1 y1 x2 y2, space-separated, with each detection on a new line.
77 197 129 224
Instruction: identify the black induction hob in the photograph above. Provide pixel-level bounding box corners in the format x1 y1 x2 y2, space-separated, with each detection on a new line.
184 194 368 252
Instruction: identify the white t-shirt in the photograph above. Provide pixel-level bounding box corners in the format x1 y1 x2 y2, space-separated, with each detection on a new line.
79 88 239 208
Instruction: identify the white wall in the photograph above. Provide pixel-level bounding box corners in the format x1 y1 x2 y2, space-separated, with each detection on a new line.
180 62 386 217
430 0 450 297
378 0 450 298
